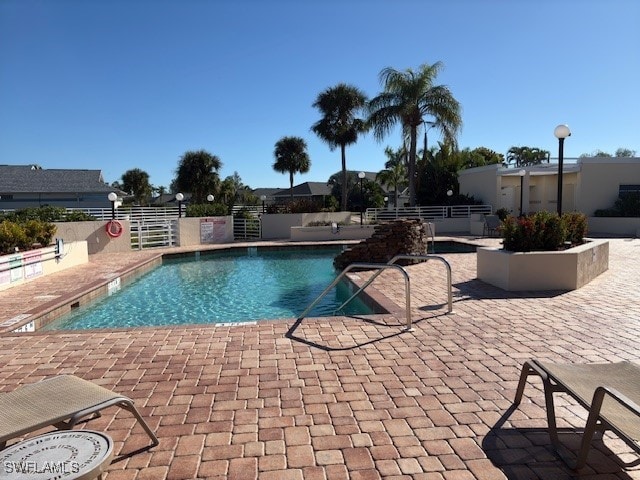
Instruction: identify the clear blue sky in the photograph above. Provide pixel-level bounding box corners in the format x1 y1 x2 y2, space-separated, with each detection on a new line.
1 0 638 192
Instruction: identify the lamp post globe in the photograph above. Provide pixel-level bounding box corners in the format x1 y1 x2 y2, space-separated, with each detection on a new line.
107 192 117 219
207 194 214 202
553 124 571 216
260 195 267 213
175 193 184 218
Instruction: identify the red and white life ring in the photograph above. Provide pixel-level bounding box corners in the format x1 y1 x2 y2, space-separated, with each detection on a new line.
105 220 123 238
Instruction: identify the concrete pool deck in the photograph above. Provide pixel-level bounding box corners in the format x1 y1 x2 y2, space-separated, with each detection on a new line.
0 237 639 479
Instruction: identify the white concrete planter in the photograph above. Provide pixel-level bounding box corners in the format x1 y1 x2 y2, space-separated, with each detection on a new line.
477 239 609 291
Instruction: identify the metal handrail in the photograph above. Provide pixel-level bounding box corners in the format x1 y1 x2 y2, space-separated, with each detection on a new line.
296 263 413 330
335 254 453 317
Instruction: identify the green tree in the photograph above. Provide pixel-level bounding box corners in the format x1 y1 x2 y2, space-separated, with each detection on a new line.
312 83 368 211
121 168 153 205
580 148 637 158
368 61 462 206
376 150 407 207
173 150 222 204
417 142 462 205
459 147 504 169
506 146 550 167
273 136 311 201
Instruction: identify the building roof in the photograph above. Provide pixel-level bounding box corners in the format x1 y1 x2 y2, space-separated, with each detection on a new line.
273 182 332 198
0 165 114 193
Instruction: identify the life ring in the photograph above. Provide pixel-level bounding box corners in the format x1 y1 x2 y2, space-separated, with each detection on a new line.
105 220 123 238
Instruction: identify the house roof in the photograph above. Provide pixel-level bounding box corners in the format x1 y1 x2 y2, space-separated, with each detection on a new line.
0 165 115 194
252 188 285 200
273 182 332 198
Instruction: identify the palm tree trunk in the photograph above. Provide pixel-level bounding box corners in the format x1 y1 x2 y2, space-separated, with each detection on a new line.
408 125 418 207
289 171 294 201
340 144 347 212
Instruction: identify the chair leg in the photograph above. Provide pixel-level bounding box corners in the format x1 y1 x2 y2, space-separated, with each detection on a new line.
119 401 160 447
514 361 534 404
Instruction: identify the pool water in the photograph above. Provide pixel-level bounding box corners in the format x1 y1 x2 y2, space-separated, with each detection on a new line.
43 248 381 331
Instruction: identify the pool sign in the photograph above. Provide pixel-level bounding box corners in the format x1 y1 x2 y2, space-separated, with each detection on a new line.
200 217 228 244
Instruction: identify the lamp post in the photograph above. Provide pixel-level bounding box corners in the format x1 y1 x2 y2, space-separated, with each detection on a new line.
175 193 184 218
554 124 571 216
518 169 526 216
107 192 117 219
207 194 214 203
260 195 267 213
358 171 366 226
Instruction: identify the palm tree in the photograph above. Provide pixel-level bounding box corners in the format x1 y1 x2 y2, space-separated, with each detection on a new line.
376 162 407 208
121 168 153 206
173 150 222 204
311 83 368 211
273 136 311 201
368 61 462 206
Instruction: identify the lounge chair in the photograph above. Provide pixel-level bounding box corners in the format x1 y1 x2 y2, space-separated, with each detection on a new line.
483 214 501 237
514 359 640 469
0 375 159 450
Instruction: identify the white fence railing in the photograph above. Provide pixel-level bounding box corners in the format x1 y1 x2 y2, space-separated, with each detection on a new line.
233 217 261 240
365 204 492 223
69 207 180 221
130 220 178 250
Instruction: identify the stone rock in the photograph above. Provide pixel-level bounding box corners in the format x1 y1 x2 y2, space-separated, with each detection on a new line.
333 219 429 270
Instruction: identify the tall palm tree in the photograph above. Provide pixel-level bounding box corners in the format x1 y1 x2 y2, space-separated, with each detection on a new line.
173 150 222 204
368 62 462 206
311 83 368 211
273 136 311 201
376 162 407 208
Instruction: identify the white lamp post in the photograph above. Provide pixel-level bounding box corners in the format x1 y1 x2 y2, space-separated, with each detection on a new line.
554 124 571 216
358 172 366 226
260 195 267 213
107 192 118 219
518 169 526 216
175 192 184 218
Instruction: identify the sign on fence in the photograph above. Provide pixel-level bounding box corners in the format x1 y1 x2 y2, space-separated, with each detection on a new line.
200 217 228 244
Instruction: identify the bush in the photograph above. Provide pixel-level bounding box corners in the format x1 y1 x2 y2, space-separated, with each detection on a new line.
0 206 95 222
594 192 640 217
0 219 57 255
495 208 511 221
186 203 228 217
501 211 587 252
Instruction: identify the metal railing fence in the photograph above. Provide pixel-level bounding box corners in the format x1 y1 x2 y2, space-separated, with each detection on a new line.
365 204 492 223
233 217 261 240
130 220 178 250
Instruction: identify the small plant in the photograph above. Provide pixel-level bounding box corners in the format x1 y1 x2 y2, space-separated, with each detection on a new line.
0 219 57 255
495 208 511 221
501 211 587 252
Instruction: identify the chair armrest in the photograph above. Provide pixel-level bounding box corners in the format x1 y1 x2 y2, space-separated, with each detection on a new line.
592 385 640 418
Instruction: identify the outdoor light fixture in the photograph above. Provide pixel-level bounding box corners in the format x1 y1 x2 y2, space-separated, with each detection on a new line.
207 194 214 202
107 192 117 219
358 171 366 226
260 195 267 213
554 124 571 216
518 169 526 216
175 192 184 218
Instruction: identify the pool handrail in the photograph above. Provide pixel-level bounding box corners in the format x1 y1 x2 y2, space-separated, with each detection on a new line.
296 262 413 330
334 254 453 316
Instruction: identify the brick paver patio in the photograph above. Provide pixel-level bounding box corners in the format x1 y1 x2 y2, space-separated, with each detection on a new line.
0 238 639 479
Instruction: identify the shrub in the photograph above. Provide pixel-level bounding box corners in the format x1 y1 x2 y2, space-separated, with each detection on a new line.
186 203 228 217
64 210 96 221
495 208 511 221
594 192 640 217
0 219 57 255
0 206 95 222
501 211 587 252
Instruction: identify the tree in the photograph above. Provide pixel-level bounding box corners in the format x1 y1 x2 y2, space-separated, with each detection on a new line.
312 83 368 211
368 61 462 206
173 150 222 204
580 148 636 158
376 148 408 207
273 136 311 201
458 147 504 169
416 142 462 205
121 168 153 205
506 146 550 167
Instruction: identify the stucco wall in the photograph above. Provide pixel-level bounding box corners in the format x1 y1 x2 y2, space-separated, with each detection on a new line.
458 164 501 208
177 216 234 246
261 212 352 240
0 241 88 292
54 221 132 254
577 158 640 216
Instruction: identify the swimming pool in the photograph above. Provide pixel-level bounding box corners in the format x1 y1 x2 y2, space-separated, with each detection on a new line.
42 247 382 331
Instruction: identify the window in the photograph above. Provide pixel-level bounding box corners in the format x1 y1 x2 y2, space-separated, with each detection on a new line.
619 185 640 197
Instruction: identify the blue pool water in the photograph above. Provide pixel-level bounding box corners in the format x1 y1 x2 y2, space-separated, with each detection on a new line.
43 248 380 331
